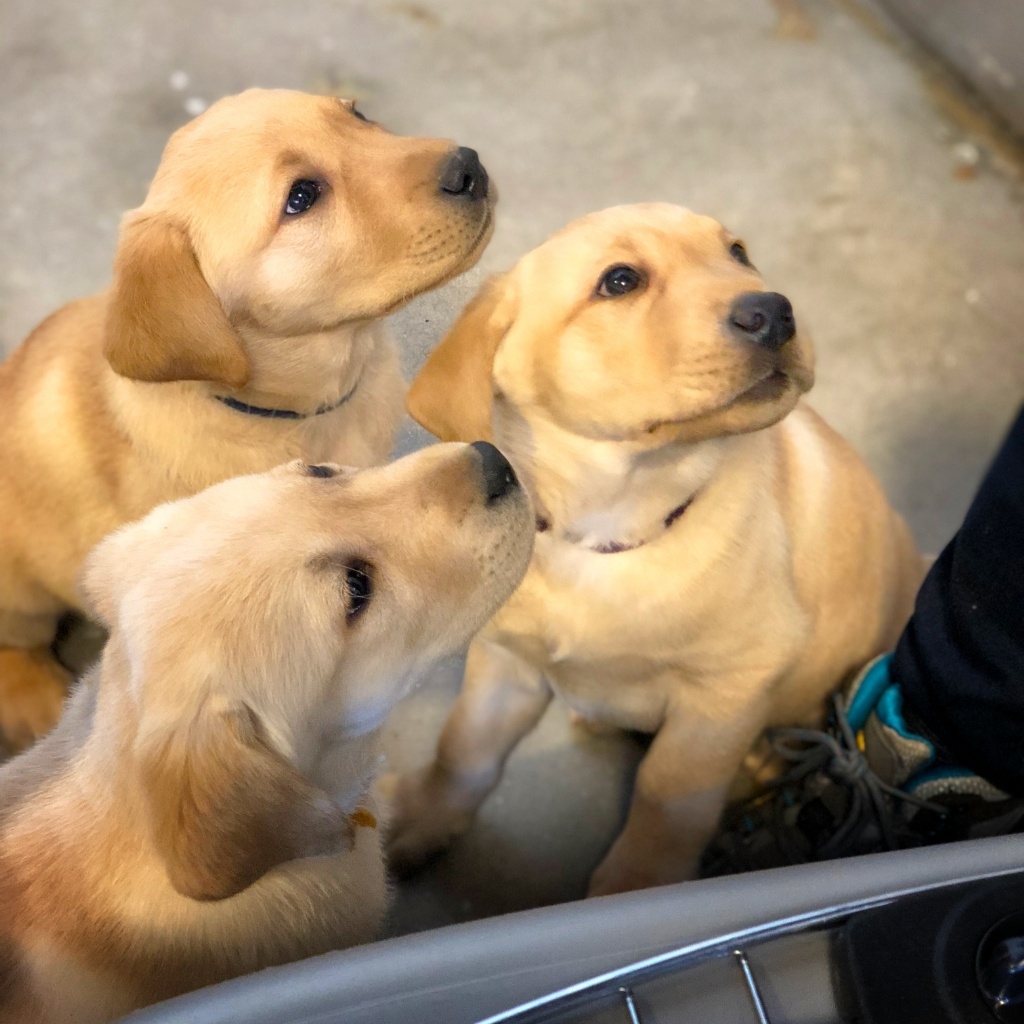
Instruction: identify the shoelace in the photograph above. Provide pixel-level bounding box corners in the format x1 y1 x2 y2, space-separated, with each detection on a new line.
764 693 947 857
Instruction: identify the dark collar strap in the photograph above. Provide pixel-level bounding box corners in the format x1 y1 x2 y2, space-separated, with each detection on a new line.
215 380 358 420
590 496 696 554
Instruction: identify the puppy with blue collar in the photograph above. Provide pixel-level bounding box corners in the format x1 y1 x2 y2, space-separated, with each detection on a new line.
0 88 494 751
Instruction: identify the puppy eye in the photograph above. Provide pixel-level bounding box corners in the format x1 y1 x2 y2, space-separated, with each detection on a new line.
730 241 753 268
351 105 369 122
344 561 373 620
306 464 337 478
596 264 645 298
285 180 321 216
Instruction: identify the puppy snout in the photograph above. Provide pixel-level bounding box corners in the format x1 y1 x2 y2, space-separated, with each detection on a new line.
439 147 489 201
728 292 796 352
470 441 518 503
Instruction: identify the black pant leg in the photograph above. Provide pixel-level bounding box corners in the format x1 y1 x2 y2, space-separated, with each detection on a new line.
894 405 1024 794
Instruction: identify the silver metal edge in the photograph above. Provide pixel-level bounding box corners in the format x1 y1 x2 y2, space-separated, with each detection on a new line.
474 865 1024 1024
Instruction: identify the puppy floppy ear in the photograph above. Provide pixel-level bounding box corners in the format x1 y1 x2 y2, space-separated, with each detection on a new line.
407 273 517 442
104 212 251 388
141 697 350 901
78 525 140 629
78 503 181 628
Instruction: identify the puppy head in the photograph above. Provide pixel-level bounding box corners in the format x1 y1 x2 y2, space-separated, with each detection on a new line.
81 444 531 899
409 203 814 448
105 88 495 385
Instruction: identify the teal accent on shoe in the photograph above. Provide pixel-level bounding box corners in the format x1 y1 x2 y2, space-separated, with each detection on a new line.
846 654 894 731
876 685 933 750
877 683 937 784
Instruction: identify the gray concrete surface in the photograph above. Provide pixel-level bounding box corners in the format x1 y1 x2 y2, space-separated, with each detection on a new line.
879 0 1024 136
3 0 1024 936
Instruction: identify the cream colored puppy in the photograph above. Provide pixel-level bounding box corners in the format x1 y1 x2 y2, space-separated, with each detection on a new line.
0 442 532 1024
388 203 925 896
0 88 494 750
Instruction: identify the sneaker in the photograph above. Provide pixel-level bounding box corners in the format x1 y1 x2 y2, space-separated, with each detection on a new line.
701 654 1024 878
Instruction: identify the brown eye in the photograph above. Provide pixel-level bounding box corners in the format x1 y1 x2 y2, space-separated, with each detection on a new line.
730 241 753 268
344 561 373 620
597 264 645 297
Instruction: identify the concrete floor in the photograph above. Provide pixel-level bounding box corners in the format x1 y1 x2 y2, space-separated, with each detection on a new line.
3 0 1024 936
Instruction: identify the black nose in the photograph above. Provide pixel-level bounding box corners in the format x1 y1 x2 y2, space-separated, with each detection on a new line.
471 441 518 502
439 147 489 200
728 292 796 351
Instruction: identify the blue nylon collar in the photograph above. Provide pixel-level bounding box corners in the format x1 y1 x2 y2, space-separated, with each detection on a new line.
215 380 358 420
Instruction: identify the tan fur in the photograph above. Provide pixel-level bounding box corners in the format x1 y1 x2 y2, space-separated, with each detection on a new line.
0 446 533 1023
0 89 495 749
390 204 925 895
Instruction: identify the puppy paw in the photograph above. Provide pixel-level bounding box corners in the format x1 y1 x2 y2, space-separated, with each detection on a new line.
568 708 619 738
587 843 697 898
0 648 70 753
382 768 474 876
587 861 658 898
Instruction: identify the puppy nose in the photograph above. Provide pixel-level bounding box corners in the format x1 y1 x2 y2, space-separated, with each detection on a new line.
471 441 518 502
728 292 796 351
439 147 489 200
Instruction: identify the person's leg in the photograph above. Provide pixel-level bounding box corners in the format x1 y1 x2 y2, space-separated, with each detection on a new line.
702 405 1024 876
895 405 1024 794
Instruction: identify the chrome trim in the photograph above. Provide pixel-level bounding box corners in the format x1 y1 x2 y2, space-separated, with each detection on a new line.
619 986 642 1024
734 949 770 1024
474 866 1024 1024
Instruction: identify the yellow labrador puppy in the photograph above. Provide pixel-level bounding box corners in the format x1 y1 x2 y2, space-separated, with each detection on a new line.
0 88 494 750
0 443 532 1024
388 203 925 896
